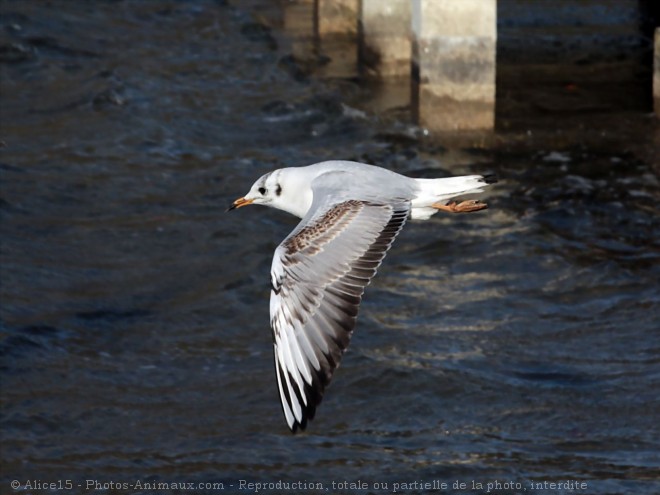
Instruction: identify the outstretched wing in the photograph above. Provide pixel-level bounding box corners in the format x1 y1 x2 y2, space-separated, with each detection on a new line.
270 198 409 432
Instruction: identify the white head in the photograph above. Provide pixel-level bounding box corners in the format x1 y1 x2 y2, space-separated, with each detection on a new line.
228 168 314 218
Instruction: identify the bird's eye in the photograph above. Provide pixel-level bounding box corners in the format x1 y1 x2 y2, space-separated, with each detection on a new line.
258 187 266 195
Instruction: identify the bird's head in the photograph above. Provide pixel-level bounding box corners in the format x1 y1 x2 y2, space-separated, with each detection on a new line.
227 168 312 218
228 170 282 211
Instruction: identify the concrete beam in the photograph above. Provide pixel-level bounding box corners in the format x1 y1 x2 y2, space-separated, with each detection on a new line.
412 0 496 131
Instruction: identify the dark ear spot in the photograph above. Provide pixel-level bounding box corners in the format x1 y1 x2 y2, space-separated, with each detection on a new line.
276 184 282 196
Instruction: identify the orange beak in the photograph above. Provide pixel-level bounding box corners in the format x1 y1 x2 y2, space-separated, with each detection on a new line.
227 197 254 211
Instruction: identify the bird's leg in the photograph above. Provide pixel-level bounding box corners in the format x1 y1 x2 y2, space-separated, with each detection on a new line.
431 199 488 213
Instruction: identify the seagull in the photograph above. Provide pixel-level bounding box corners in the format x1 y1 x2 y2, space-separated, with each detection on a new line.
229 160 496 432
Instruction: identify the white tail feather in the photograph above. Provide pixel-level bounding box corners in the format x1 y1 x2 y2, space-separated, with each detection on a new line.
410 175 495 220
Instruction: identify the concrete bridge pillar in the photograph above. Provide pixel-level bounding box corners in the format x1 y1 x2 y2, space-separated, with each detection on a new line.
283 0 358 78
283 0 316 62
412 0 496 131
655 28 660 116
360 0 412 77
316 0 359 78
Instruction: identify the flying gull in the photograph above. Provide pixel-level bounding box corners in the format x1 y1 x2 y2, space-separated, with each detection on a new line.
229 160 496 432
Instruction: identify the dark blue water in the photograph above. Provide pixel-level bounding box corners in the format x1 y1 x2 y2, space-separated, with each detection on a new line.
1 2 659 494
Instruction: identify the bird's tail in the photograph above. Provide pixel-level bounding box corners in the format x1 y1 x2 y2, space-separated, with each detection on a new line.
411 174 497 220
